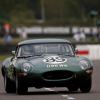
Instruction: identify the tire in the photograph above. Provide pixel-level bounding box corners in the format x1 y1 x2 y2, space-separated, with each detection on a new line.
80 77 92 93
4 75 16 93
16 77 28 95
68 85 79 92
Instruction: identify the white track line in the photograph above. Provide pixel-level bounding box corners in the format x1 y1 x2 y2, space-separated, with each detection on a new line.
44 88 76 100
62 95 76 100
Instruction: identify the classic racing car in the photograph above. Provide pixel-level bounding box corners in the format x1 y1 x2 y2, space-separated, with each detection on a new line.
1 38 93 94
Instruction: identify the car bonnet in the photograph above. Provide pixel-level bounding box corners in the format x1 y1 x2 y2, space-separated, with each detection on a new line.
28 54 83 73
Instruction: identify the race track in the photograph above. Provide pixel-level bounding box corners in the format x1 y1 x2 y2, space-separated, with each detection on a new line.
0 61 100 100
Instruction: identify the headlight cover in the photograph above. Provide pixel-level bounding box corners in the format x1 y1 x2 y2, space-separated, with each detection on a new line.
79 60 90 70
23 63 31 72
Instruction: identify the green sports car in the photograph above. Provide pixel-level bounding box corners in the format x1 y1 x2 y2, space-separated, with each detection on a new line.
1 38 93 94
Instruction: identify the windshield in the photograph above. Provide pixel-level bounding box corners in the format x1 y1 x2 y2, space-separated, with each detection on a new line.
17 43 74 57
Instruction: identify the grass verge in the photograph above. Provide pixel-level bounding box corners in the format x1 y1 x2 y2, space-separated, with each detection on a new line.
0 55 10 61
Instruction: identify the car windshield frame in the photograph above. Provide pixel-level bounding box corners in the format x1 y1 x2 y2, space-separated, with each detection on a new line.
16 43 75 58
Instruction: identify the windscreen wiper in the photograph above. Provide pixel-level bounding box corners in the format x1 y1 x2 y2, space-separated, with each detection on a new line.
64 54 74 57
17 55 33 58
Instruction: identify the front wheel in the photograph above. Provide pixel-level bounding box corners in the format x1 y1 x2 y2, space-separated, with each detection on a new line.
4 75 16 93
67 85 79 92
80 77 92 93
16 77 28 95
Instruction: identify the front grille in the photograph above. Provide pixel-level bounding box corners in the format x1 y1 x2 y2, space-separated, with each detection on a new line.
42 70 74 80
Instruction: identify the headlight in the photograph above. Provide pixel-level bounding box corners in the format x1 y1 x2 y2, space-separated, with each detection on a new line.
79 60 90 70
23 63 31 72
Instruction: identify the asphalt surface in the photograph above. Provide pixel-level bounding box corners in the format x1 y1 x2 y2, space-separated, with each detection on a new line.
0 60 100 100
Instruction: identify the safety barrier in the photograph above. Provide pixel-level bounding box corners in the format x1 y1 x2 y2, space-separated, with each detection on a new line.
76 45 100 60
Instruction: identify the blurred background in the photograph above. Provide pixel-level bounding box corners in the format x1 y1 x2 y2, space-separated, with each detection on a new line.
0 0 100 60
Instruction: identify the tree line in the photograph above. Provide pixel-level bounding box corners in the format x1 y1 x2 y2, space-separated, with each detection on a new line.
0 0 100 26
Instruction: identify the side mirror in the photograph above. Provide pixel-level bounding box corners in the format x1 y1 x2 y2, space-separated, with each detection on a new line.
12 51 15 56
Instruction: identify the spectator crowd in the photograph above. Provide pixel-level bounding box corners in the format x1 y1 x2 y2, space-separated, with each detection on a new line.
0 24 100 44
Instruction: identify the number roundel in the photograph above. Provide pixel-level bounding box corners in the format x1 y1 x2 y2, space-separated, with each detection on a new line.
43 56 67 64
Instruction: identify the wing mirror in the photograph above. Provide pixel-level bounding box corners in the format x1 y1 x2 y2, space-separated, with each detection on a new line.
12 51 16 56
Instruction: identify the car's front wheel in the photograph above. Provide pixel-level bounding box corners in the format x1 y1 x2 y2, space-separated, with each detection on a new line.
80 77 92 93
67 84 79 92
4 75 16 93
15 77 28 95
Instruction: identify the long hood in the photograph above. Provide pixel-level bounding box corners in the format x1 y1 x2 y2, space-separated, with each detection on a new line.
26 55 83 73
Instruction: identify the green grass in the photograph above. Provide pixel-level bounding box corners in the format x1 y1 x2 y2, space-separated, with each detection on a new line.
0 55 11 61
0 38 22 45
